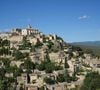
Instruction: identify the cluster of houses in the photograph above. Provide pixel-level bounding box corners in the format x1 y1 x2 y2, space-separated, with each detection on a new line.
0 25 58 49
0 25 100 90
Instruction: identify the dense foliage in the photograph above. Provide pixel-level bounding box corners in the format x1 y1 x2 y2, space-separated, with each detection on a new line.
36 59 63 73
80 72 100 90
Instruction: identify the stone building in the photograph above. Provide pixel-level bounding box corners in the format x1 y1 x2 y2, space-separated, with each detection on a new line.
22 25 39 36
0 32 11 39
11 28 22 35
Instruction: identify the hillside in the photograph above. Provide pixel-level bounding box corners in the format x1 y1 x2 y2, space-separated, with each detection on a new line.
0 26 100 90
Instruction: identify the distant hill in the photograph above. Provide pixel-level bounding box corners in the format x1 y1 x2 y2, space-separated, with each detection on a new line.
71 41 100 57
72 41 100 47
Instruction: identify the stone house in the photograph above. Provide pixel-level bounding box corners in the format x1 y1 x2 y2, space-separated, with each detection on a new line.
10 61 24 68
8 35 23 43
49 52 59 63
17 73 28 85
25 84 38 90
5 73 13 78
22 25 39 36
29 74 38 84
0 32 11 39
11 28 22 35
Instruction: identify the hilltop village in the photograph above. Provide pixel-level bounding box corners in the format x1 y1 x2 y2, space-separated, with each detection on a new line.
0 25 100 90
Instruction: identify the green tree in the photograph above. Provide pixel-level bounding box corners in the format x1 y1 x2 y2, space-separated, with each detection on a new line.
36 62 45 71
2 58 10 68
1 39 10 46
14 50 25 60
0 77 15 90
44 77 56 85
80 72 100 90
57 74 65 82
34 38 43 48
46 41 54 49
64 69 71 83
45 62 55 73
30 45 35 52
0 47 11 56
6 65 23 77
23 58 35 70
54 65 63 71
0 68 6 79
23 52 29 58
65 57 69 68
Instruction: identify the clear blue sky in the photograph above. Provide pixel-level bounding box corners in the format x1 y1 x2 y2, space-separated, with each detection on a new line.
0 0 100 42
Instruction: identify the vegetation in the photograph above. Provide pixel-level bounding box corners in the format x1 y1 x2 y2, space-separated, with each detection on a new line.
18 36 32 50
0 47 11 56
0 77 15 90
44 77 56 85
80 72 100 90
54 65 63 70
23 58 35 70
57 73 65 82
56 36 63 41
0 39 11 56
14 50 25 60
0 59 18 90
0 38 10 47
45 41 54 49
73 44 100 57
64 57 69 68
36 59 63 73
34 38 43 48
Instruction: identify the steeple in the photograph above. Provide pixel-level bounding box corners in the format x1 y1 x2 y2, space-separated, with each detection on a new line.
27 24 32 29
